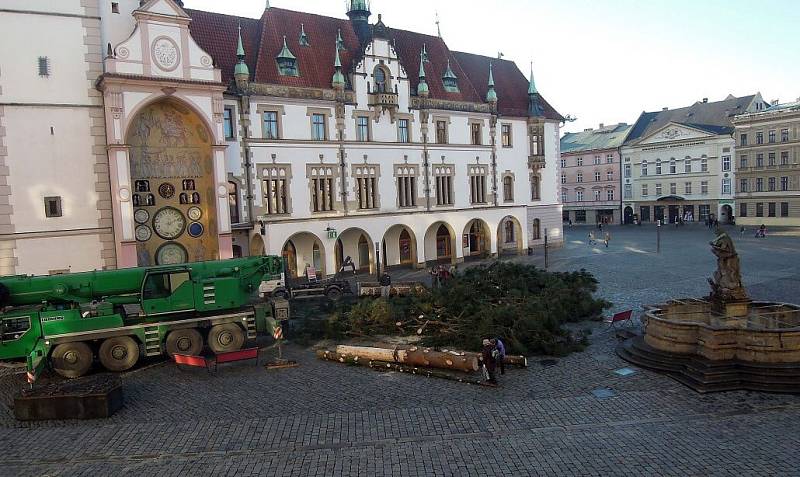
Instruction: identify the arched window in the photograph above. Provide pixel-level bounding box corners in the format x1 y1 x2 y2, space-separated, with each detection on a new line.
532 218 541 240
530 175 541 200
503 176 514 202
504 220 515 243
374 66 389 93
227 181 240 224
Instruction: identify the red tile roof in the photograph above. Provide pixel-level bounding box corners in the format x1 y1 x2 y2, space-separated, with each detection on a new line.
186 7 562 120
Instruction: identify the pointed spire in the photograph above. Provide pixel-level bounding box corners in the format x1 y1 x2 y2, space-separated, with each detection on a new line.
265 0 270 9
422 43 429 63
528 62 538 95
299 23 310 46
443 59 457 80
486 62 497 104
277 35 296 60
336 28 346 51
417 50 429 97
442 58 459 92
234 23 249 78
332 39 345 89
435 11 442 38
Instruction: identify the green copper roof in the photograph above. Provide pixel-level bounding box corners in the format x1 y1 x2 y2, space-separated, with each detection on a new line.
442 59 457 80
336 29 345 51
234 24 249 76
276 35 296 60
528 65 538 95
417 50 429 96
332 42 345 87
486 62 497 103
299 23 310 46
349 0 370 12
560 123 632 154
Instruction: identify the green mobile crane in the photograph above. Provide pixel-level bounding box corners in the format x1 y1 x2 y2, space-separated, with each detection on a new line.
0 256 288 380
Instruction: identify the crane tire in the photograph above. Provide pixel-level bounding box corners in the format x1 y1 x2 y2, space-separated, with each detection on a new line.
98 336 140 372
208 323 245 354
165 328 203 357
51 342 93 379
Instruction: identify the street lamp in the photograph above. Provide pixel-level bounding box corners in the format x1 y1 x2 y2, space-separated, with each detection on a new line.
657 220 661 254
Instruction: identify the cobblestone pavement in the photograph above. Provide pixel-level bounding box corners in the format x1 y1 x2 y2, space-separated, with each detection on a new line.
2 224 800 476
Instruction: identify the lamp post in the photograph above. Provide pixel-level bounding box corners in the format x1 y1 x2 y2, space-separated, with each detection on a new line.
657 220 661 254
544 228 549 269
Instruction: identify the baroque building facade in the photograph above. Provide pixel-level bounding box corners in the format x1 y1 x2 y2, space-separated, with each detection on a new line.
0 0 564 276
732 100 800 226
621 95 767 225
559 123 631 225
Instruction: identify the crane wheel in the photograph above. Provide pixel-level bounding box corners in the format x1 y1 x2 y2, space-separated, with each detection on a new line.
165 328 203 357
98 336 140 372
208 323 245 353
51 342 93 379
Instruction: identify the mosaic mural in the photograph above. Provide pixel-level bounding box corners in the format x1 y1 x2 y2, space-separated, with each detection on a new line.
127 99 219 266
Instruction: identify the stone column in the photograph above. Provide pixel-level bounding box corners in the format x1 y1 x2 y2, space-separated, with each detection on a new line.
107 145 137 268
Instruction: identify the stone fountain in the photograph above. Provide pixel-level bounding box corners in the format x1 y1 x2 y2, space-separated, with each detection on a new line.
618 227 800 393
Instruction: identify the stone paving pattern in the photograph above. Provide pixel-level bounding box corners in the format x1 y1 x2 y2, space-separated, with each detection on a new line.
2 224 800 476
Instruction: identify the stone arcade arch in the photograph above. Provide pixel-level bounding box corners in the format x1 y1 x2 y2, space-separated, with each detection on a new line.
336 227 376 274
462 219 492 260
381 224 418 269
282 232 325 278
497 216 524 255
424 222 457 265
126 98 219 266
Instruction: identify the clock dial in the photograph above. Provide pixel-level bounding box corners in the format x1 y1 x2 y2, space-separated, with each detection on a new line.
188 222 204 238
187 206 202 221
158 182 176 199
134 209 150 224
135 225 152 242
156 242 188 265
152 207 186 240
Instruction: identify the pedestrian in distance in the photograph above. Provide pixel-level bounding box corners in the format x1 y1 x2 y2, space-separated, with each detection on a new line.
588 231 596 245
481 339 498 386
491 338 507 375
740 226 746 237
604 232 611 248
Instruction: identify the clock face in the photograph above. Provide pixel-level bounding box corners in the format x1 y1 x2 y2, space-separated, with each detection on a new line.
156 242 188 265
135 225 152 242
134 209 150 224
152 207 186 240
188 222 204 238
158 182 176 199
187 206 202 221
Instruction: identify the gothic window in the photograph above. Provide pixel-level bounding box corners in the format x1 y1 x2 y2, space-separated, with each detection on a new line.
262 167 290 215
469 166 488 204
354 166 379 209
503 175 514 202
396 166 417 208
434 166 454 206
530 174 541 201
373 66 389 93
310 167 335 212
227 182 240 223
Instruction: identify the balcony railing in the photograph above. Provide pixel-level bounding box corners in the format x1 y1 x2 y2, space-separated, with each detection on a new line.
369 92 399 108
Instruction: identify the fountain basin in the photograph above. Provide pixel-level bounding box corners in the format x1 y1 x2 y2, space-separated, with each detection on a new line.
643 300 800 363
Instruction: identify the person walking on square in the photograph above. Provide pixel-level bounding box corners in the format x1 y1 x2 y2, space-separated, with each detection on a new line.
481 339 498 386
588 231 595 245
604 232 611 248
492 338 507 375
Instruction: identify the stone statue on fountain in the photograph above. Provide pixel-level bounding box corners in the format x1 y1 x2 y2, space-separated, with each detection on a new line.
708 226 750 315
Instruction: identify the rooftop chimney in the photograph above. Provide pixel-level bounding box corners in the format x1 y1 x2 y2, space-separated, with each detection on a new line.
772 99 779 106
599 123 604 129
584 128 593 132
662 107 668 111
702 98 708 103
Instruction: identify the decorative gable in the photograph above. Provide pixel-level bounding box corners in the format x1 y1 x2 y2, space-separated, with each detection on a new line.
105 0 220 83
637 123 716 146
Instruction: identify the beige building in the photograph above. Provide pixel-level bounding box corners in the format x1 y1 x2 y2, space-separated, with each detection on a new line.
733 100 800 226
622 95 768 225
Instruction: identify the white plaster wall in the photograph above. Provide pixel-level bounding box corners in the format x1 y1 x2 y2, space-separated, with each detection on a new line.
0 12 90 105
16 234 104 275
1 0 84 15
100 0 140 59
4 107 100 232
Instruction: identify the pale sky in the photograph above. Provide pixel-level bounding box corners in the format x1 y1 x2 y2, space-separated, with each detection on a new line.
184 0 800 134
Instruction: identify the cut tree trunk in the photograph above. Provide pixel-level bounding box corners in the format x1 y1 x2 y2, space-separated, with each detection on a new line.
440 349 528 368
332 345 479 372
315 350 484 385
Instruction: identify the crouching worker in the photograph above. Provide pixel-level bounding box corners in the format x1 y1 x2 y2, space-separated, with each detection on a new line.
481 339 498 386
491 338 506 375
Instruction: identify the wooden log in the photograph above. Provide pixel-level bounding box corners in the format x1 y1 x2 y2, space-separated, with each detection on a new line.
316 350 484 385
333 345 479 372
440 349 528 368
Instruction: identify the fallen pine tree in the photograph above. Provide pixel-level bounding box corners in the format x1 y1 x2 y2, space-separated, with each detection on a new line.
312 262 611 356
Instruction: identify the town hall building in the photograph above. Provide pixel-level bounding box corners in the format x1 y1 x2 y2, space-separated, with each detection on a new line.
0 0 564 276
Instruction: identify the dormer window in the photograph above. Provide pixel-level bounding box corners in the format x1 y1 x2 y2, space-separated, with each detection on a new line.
276 36 299 77
299 24 310 46
442 59 459 93
373 66 389 93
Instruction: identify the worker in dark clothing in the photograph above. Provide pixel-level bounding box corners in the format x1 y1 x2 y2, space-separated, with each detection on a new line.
481 339 498 386
491 338 506 375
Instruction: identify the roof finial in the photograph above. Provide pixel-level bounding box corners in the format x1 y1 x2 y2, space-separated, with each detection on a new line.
486 62 497 103
265 0 270 10
435 11 442 38
528 61 538 95
234 22 250 83
332 39 345 89
236 22 245 58
299 23 310 46
417 49 429 97
336 28 345 51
